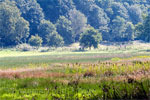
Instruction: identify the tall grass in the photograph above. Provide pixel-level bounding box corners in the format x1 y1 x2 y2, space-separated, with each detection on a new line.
0 78 150 100
0 57 150 99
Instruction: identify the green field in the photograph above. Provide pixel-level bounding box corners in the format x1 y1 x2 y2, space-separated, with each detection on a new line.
0 50 149 68
1 42 150 68
1 42 150 99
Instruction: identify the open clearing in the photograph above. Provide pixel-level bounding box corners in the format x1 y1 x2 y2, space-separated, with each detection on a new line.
1 41 150 68
1 55 150 99
1 41 150 99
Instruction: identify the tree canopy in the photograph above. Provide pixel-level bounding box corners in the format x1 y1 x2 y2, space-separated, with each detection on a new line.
80 27 102 49
0 0 29 46
0 0 150 47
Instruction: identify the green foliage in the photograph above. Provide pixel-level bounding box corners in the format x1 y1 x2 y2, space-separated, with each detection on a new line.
135 14 150 42
1 0 150 46
80 27 102 49
56 16 74 45
88 4 110 29
14 0 45 36
37 0 74 23
125 22 135 41
127 5 143 24
110 16 126 41
28 35 43 47
46 32 64 47
73 0 148 42
38 20 57 44
0 0 29 46
141 14 150 42
135 23 144 39
16 43 33 51
69 9 87 41
0 58 150 99
0 78 149 100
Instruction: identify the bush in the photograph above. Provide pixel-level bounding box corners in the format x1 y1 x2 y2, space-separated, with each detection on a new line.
28 35 43 47
80 27 102 50
38 47 50 52
16 43 33 51
46 32 64 47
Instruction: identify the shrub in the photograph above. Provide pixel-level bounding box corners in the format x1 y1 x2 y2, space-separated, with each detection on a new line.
39 47 50 52
16 43 33 51
46 32 64 47
28 35 43 47
80 27 102 50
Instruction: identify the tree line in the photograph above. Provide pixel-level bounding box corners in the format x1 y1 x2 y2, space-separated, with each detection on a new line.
0 0 150 48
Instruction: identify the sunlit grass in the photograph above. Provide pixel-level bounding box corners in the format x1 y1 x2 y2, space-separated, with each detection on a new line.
1 41 150 58
0 41 150 99
0 56 150 99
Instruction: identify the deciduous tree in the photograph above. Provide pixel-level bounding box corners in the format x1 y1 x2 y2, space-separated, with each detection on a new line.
80 27 102 50
0 0 29 46
56 16 74 45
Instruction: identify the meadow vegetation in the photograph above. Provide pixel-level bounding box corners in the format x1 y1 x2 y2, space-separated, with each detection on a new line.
0 42 150 99
0 56 150 99
1 0 150 99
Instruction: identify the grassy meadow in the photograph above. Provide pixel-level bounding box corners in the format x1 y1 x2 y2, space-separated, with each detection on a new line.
1 41 150 99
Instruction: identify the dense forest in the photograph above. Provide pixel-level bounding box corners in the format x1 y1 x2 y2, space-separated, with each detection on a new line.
0 0 150 48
